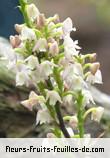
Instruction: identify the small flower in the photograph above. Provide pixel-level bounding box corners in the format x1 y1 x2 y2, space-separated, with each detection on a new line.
69 116 78 129
21 26 36 41
63 17 76 35
10 35 21 48
86 70 102 84
46 90 62 106
89 53 97 62
63 94 73 107
53 14 60 23
36 109 52 125
21 91 45 111
90 62 100 75
33 38 47 52
36 14 46 29
82 89 95 106
91 107 104 122
25 55 39 69
14 24 25 33
10 60 31 86
26 3 40 20
48 22 63 38
64 35 81 60
40 61 56 80
49 41 59 56
62 63 84 91
16 70 31 86
63 63 83 78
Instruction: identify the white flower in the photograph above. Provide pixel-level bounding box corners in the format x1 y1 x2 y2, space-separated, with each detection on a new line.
0 44 21 68
27 3 40 20
63 94 73 107
64 35 81 60
62 63 84 91
21 91 45 111
33 38 47 52
21 26 36 41
36 109 52 125
69 116 78 129
49 41 59 56
69 75 84 91
39 61 56 80
10 60 31 86
16 71 31 86
63 17 76 35
46 90 62 106
14 24 25 33
30 69 42 84
86 70 102 84
25 55 39 69
63 63 83 78
82 89 95 106
91 107 104 122
48 22 63 38
30 61 56 84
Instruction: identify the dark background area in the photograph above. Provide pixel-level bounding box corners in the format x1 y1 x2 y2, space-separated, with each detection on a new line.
0 0 23 38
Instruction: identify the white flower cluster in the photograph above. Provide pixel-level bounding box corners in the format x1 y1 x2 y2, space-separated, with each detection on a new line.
0 1 104 138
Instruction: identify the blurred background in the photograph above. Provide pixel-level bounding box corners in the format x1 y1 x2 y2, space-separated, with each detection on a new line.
0 0 110 137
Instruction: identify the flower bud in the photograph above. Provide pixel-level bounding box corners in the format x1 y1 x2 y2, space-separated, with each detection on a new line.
10 35 21 48
53 14 60 23
49 41 59 56
47 133 56 138
33 38 47 52
36 14 46 29
14 24 24 33
69 116 78 129
27 3 40 20
90 62 100 75
91 107 104 122
90 53 97 62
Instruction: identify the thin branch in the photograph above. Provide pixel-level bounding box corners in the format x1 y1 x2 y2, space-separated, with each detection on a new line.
55 102 70 138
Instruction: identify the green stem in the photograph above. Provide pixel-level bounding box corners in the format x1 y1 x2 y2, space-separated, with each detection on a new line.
62 91 77 98
83 107 96 120
77 91 84 138
38 82 56 120
19 0 32 27
53 67 63 96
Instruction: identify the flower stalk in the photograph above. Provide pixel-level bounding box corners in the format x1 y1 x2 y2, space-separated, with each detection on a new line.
0 0 104 138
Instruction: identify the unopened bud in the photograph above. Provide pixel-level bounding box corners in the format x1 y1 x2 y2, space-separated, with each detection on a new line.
53 14 60 23
91 107 104 122
90 53 97 62
69 116 78 129
14 24 24 33
47 133 56 138
27 3 40 20
10 35 21 48
90 62 100 75
49 41 59 56
36 14 46 29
